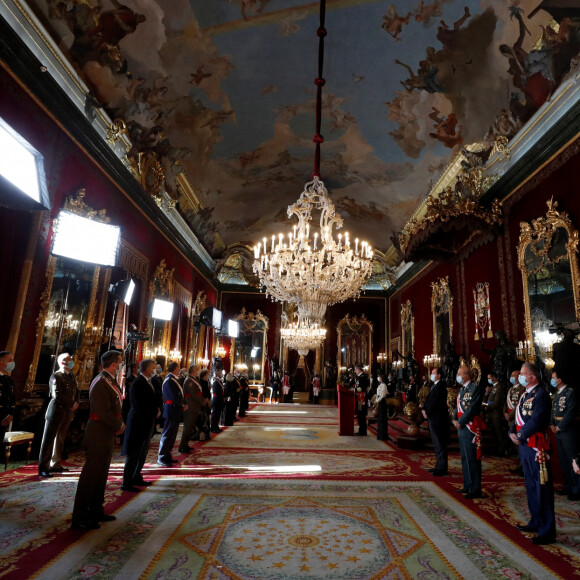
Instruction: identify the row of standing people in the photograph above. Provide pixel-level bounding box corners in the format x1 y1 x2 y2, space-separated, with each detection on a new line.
422 362 580 546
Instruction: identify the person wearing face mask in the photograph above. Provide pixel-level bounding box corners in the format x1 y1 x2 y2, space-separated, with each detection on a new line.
422 366 450 476
452 365 484 499
483 371 507 456
509 362 556 545
71 350 125 530
504 369 525 475
151 363 164 434
0 350 16 443
550 369 580 501
121 358 160 491
38 353 79 477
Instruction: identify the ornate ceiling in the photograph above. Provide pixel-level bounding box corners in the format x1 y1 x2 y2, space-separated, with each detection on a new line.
18 0 580 272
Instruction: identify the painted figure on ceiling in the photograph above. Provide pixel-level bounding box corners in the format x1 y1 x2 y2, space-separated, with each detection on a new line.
381 5 411 42
428 107 463 148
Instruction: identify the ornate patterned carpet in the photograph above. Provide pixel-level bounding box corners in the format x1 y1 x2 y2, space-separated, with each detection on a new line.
1 402 579 578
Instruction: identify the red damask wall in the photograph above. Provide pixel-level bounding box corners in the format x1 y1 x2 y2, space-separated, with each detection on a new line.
389 142 580 376
0 65 217 392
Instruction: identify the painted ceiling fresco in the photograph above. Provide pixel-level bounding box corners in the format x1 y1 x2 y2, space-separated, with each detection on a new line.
27 0 580 261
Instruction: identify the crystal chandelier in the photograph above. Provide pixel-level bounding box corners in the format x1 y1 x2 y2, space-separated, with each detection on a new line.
281 317 327 356
253 177 373 321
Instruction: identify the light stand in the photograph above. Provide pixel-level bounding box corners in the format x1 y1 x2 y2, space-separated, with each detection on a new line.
52 271 74 373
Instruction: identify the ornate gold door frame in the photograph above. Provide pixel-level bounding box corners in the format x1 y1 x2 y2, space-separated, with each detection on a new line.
431 276 453 355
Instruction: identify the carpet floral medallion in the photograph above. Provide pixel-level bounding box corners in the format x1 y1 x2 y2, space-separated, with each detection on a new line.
204 425 393 451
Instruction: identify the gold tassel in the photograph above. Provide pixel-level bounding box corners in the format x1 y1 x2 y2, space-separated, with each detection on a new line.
475 333 479 341
487 329 493 338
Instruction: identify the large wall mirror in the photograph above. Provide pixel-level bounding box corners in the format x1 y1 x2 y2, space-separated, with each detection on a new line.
337 314 373 372
232 308 269 384
518 199 580 356
401 300 414 357
431 276 453 356
145 259 175 363
26 191 113 392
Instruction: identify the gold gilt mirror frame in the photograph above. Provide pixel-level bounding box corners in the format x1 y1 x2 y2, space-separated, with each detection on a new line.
401 300 414 357
232 308 269 384
337 314 373 372
147 259 175 358
517 199 580 356
25 190 110 392
431 276 453 356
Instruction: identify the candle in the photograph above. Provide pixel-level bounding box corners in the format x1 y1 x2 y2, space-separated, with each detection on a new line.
306 224 310 239
314 232 318 250
293 225 297 239
271 235 275 252
338 233 342 248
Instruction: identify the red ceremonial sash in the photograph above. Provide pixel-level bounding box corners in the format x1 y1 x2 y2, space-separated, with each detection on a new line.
89 373 122 407
457 396 486 459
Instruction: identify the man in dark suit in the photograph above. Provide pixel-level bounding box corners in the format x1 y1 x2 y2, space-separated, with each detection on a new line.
157 361 186 466
150 363 164 433
211 371 225 433
453 365 484 499
38 352 79 477
354 364 369 436
121 358 159 491
422 366 449 476
0 350 16 444
510 362 555 545
72 350 125 530
238 370 250 417
550 368 580 500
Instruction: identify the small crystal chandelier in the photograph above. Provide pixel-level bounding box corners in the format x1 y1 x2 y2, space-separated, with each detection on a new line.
253 0 373 323
281 318 327 356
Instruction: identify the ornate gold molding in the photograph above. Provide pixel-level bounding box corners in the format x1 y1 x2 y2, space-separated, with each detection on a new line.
400 300 414 356
233 308 269 385
25 256 56 393
431 276 453 355
517 199 580 354
63 189 110 223
399 187 502 256
119 239 149 280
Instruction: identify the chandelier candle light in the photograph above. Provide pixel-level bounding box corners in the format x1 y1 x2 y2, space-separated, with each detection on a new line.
253 0 373 327
280 318 327 356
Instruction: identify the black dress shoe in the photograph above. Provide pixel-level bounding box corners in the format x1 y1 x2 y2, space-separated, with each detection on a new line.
38 471 53 478
134 480 153 486
156 461 172 468
178 447 191 454
50 466 69 473
516 524 538 532
211 429 222 433
465 492 483 499
509 467 524 476
170 458 178 463
98 514 117 522
432 470 449 476
555 489 571 496
456 488 468 493
71 520 100 530
568 493 580 501
532 535 556 545
426 468 435 473
120 485 141 492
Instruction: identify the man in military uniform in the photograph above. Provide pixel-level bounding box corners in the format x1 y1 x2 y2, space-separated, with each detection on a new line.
179 365 203 453
0 350 16 443
484 371 507 456
38 353 79 477
157 361 186 466
453 365 484 499
550 368 580 501
210 370 225 433
504 369 525 474
354 363 369 436
239 370 250 416
509 363 556 545
72 350 125 530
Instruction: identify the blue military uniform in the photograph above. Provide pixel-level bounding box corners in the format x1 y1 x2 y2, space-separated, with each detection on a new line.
551 385 580 498
157 373 185 465
510 384 555 540
453 380 483 496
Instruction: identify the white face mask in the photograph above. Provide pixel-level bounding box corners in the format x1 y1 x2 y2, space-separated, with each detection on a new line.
510 376 517 384
5 361 15 373
430 373 436 382
456 375 463 385
488 378 493 385
518 374 529 387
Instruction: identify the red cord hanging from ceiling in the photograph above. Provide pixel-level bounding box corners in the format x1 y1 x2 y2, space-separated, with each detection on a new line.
313 0 326 178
